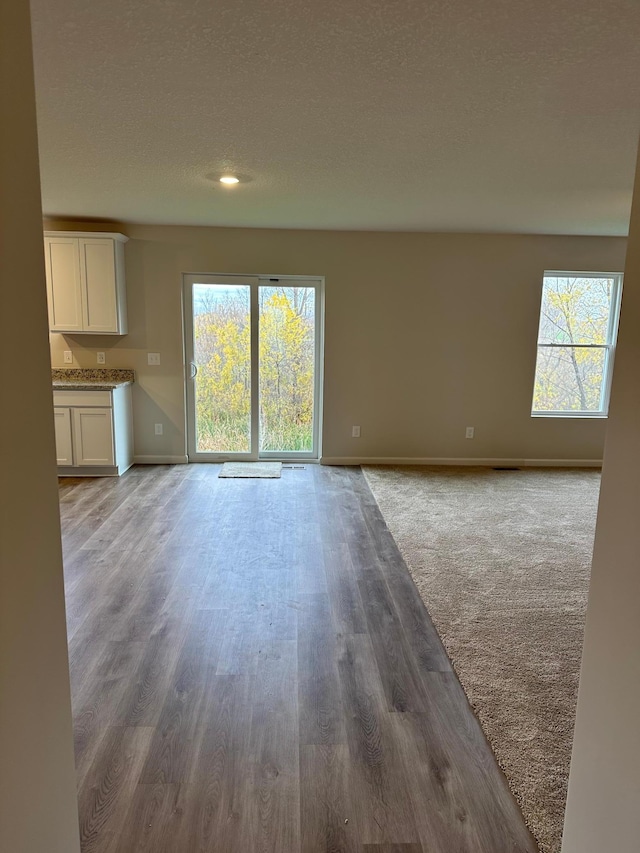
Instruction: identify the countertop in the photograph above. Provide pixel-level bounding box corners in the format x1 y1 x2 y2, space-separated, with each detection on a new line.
52 368 135 391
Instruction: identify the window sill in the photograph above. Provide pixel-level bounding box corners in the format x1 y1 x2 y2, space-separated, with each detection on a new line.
531 412 608 419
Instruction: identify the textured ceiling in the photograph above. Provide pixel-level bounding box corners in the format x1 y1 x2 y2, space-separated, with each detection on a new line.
30 0 640 234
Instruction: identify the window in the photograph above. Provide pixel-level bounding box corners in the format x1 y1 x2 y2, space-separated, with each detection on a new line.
532 271 623 417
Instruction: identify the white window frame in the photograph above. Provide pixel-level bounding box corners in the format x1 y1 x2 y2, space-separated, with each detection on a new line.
531 270 623 418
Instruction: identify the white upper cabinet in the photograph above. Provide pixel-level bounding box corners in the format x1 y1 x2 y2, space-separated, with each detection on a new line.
44 231 128 334
45 237 84 332
81 239 118 332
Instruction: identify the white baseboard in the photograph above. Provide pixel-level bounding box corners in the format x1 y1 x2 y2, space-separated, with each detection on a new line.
320 456 602 468
131 454 602 469
133 454 189 465
57 466 119 477
520 458 601 468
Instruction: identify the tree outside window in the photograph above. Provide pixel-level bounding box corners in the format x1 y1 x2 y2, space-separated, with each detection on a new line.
532 272 623 416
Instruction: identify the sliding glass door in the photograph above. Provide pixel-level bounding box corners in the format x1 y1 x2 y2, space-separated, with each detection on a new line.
259 283 318 455
184 274 322 461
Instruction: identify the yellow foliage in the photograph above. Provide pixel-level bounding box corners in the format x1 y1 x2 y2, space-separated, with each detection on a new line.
194 288 315 451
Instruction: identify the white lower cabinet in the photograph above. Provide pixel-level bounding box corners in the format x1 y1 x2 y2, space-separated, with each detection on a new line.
72 408 114 466
53 387 133 476
53 408 74 465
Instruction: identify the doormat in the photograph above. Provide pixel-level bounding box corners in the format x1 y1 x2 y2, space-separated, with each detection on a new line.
218 461 282 478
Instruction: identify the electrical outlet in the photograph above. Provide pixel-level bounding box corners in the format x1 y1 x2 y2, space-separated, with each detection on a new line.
63 351 73 364
465 426 475 439
148 352 161 366
154 423 163 435
97 352 106 364
352 425 361 438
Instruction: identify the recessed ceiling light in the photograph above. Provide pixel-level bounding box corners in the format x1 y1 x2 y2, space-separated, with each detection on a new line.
219 175 240 185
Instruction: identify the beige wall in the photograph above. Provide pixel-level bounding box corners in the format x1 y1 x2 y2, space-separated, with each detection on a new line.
561 144 640 851
45 223 626 463
0 1 80 851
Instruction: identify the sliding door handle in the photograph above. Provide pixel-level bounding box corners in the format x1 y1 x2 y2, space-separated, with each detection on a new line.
189 362 198 379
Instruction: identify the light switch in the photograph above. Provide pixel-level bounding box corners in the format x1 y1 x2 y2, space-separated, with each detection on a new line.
63 351 73 364
147 352 161 366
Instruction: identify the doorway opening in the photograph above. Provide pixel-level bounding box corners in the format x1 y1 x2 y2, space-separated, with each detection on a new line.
183 274 324 461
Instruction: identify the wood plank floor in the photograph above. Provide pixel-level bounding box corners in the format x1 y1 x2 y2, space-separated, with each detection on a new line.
59 464 538 853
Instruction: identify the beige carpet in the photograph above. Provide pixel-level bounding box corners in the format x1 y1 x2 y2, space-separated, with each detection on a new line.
362 465 600 853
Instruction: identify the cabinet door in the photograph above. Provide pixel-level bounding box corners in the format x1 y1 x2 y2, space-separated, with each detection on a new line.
45 237 83 332
53 408 74 465
72 408 114 466
80 239 118 332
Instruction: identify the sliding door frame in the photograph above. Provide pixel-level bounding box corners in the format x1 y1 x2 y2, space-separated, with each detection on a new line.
183 274 259 462
257 275 324 462
182 272 324 463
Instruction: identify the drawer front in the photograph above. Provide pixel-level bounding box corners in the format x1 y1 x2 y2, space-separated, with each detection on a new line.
53 390 113 407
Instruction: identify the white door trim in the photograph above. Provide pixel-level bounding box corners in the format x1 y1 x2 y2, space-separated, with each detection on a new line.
182 273 324 462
